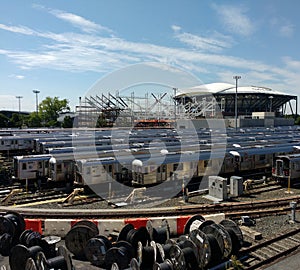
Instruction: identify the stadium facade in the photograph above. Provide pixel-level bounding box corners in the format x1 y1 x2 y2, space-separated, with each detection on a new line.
75 82 298 128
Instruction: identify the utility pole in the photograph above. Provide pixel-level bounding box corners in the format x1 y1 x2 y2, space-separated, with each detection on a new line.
15 96 23 114
233 76 241 130
33 89 40 114
173 88 177 129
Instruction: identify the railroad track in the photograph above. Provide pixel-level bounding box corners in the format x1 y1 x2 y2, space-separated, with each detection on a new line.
0 188 68 205
240 227 300 269
0 195 299 219
0 185 106 207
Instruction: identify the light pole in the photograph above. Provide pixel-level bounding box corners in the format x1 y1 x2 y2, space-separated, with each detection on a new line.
173 88 177 129
15 96 23 114
32 90 40 114
233 76 241 130
269 96 273 112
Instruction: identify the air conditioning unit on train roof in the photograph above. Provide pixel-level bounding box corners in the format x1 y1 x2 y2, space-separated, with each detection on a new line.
132 159 143 166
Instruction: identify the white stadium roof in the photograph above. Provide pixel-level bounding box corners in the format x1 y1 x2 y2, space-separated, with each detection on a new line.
176 82 292 97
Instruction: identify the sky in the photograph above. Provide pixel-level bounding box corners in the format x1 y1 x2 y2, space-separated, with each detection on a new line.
0 0 299 113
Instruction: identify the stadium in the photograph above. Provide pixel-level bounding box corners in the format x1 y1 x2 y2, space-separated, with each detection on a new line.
175 82 297 118
76 82 298 128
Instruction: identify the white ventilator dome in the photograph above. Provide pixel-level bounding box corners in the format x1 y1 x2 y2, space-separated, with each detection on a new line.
160 149 169 155
132 159 143 166
49 157 56 164
229 151 241 157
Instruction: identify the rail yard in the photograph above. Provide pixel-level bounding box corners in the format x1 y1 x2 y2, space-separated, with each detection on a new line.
0 126 300 269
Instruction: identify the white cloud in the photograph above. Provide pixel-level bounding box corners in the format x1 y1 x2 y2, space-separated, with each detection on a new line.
171 25 181 32
0 7 299 101
172 27 234 52
282 56 300 70
0 24 35 35
9 74 25 80
279 23 294 38
0 21 284 77
212 3 255 36
49 8 113 34
270 17 294 38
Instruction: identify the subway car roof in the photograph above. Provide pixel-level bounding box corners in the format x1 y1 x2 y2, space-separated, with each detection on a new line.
13 154 52 161
276 153 300 161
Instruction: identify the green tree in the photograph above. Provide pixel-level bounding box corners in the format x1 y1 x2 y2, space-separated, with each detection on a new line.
62 116 74 128
0 113 9 128
295 116 300 125
9 113 22 128
39 97 70 127
27 112 42 127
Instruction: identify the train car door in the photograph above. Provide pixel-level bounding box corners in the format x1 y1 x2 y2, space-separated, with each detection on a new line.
37 160 44 178
229 151 241 174
276 159 284 176
157 164 167 183
13 158 20 179
103 163 113 182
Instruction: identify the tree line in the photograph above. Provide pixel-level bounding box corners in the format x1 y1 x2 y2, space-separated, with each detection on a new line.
0 97 73 128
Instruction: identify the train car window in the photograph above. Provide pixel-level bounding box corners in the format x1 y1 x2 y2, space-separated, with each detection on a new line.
38 162 42 169
259 155 266 161
283 161 289 170
162 165 166 172
28 162 34 170
173 163 178 171
108 165 112 173
157 166 161 173
22 163 27 170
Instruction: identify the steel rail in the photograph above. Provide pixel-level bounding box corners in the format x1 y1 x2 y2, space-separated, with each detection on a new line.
239 227 300 269
0 195 299 219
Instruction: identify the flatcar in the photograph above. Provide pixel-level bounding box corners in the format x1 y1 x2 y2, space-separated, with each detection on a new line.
272 153 300 184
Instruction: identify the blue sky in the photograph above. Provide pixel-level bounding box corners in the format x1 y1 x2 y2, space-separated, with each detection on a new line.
0 0 299 112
